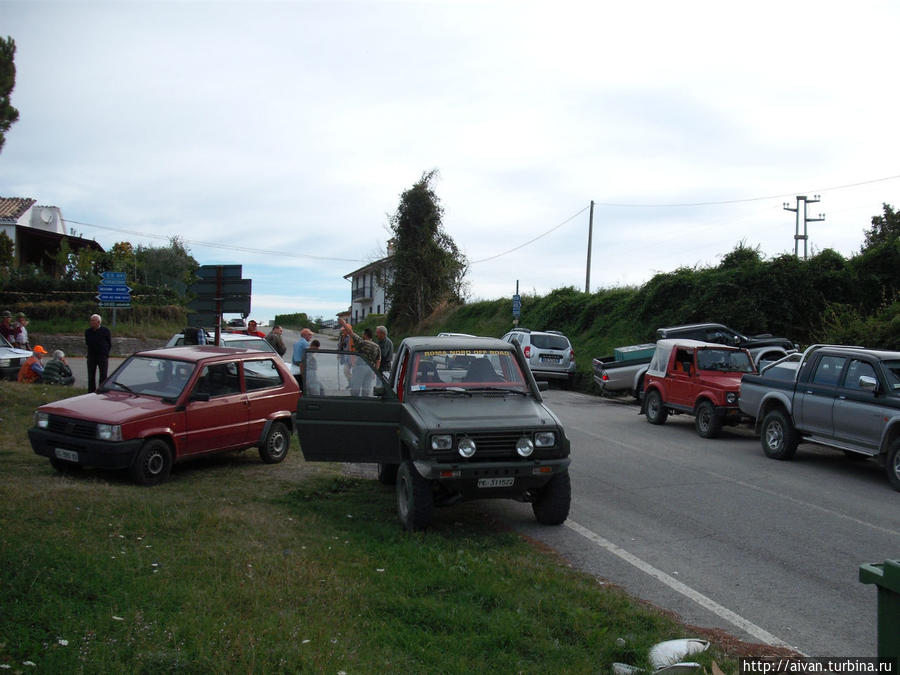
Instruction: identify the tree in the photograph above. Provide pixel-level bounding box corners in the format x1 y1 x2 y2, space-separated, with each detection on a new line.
386 171 467 327
861 203 900 251
135 237 198 295
0 36 20 153
0 229 13 280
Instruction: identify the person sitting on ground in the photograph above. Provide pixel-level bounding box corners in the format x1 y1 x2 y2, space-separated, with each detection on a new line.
42 349 76 386
17 344 47 383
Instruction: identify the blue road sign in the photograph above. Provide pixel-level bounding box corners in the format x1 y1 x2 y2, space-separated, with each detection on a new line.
97 293 132 303
512 293 521 317
100 271 127 283
96 285 131 294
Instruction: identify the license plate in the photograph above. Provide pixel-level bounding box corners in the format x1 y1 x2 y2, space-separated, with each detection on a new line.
54 448 79 462
541 356 561 363
478 477 514 488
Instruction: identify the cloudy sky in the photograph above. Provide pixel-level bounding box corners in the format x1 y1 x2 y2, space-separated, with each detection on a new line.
2 1 899 323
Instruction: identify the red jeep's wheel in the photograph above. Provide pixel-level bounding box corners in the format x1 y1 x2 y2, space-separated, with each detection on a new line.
644 389 668 425
695 401 722 439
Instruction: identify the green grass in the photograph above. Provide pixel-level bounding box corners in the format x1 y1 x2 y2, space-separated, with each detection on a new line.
0 381 737 673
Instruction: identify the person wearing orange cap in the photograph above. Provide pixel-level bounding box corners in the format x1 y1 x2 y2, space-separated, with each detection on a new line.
17 345 47 383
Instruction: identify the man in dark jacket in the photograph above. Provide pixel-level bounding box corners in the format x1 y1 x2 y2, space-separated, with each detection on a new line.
85 313 112 392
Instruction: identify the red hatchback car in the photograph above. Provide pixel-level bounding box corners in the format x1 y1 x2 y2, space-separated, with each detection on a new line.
28 346 299 485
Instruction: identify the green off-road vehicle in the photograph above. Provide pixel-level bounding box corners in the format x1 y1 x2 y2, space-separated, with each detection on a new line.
295 335 572 531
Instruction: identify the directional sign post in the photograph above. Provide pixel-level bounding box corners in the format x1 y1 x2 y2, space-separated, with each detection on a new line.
97 272 131 327
188 265 252 344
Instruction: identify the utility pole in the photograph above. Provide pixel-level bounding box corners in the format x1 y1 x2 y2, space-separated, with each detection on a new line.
585 200 594 293
783 195 825 260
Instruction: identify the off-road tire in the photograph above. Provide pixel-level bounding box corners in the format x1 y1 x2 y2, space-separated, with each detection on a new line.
396 462 433 531
259 421 290 464
377 463 399 485
886 439 900 492
645 389 668 425
532 472 571 525
695 400 722 439
760 409 798 460
130 439 172 486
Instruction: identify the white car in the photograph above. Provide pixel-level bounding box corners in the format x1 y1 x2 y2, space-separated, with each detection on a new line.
0 334 32 381
165 332 300 377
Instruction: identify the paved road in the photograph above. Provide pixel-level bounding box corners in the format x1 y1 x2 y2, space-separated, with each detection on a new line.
475 389 899 657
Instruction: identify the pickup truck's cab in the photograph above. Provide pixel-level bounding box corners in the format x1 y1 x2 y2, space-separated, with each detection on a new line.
739 345 900 490
294 336 572 531
641 339 755 438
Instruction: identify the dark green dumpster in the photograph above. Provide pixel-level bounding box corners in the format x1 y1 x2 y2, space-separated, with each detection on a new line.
859 559 900 658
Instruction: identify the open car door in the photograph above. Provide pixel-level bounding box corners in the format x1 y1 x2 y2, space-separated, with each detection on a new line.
295 350 404 463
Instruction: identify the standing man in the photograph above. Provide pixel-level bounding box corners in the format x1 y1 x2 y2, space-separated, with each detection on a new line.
338 318 381 396
85 313 112 393
265 324 287 357
291 328 313 388
375 325 393 377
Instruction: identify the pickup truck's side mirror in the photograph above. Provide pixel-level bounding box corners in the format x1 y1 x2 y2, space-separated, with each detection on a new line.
537 381 549 391
190 392 211 402
858 375 878 392
373 384 386 397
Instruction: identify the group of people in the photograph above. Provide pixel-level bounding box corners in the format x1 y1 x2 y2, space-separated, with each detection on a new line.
284 318 393 397
1 309 31 349
3 311 112 390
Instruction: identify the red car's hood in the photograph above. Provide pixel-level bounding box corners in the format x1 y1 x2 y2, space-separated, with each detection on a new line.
39 391 174 425
695 371 744 389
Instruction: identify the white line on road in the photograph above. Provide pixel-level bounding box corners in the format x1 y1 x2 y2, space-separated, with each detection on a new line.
565 519 805 655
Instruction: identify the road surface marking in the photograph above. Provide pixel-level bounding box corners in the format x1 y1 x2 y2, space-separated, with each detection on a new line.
565 519 804 654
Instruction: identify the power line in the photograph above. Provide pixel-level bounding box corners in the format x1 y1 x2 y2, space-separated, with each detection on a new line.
63 219 368 263
469 205 591 264
590 173 900 208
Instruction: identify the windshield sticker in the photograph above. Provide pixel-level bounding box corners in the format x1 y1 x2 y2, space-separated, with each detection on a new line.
423 349 508 357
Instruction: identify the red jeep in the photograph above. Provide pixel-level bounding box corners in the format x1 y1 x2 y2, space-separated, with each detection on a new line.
641 339 755 438
28 346 299 485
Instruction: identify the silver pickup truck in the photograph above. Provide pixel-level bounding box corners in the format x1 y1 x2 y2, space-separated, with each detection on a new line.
739 344 900 491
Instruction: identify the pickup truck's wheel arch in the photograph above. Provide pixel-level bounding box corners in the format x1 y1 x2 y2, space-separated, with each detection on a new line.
532 471 571 525
886 439 900 491
760 409 798 460
644 389 668 425
130 438 173 486
694 400 722 438
396 461 433 531
259 420 290 464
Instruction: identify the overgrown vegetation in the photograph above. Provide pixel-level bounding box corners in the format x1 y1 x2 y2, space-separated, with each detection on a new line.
0 382 741 672
386 170 467 330
408 204 900 389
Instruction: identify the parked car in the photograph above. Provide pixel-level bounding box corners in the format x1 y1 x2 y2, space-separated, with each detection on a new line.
739 344 900 491
166 331 300 378
501 328 576 388
641 339 755 438
0 333 32 381
593 323 796 398
28 346 299 485
294 335 572 531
